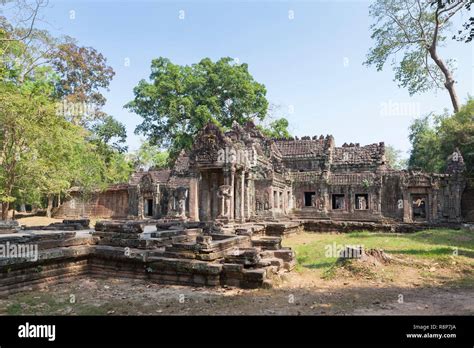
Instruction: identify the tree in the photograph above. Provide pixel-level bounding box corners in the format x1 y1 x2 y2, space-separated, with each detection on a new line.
0 72 58 219
0 13 127 219
408 114 445 172
437 99 474 173
0 0 49 43
446 0 474 43
407 99 474 174
385 144 408 169
258 117 292 139
90 115 128 154
51 42 115 126
131 140 170 171
126 57 268 160
365 0 470 112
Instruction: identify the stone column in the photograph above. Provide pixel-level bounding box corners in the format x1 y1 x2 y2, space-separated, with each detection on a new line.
240 170 245 222
348 187 354 213
224 167 235 221
245 175 251 219
211 172 218 219
189 178 199 222
402 190 411 223
200 172 210 221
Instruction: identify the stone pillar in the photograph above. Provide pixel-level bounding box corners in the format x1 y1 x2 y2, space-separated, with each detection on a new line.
189 178 199 222
348 187 354 213
230 168 235 221
240 171 245 222
245 175 251 219
234 173 240 219
402 190 411 223
322 186 329 213
223 167 235 221
211 172 218 219
200 172 210 221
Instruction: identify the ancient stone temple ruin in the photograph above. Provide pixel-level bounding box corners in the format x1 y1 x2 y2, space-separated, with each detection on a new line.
1 122 470 293
57 121 468 225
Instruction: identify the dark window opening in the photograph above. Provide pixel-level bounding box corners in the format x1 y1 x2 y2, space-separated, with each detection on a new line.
145 199 153 217
304 192 316 207
412 195 427 220
332 194 345 210
355 194 369 210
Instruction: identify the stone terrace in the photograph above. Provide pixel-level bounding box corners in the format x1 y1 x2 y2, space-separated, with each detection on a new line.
0 219 300 295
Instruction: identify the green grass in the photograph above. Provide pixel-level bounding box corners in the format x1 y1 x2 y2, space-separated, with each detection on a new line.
283 229 474 274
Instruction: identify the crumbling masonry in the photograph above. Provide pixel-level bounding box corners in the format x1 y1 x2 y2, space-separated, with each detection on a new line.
1 122 469 293
57 121 468 224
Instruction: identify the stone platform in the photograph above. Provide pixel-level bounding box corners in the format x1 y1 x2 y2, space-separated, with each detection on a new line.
0 219 299 295
2 217 462 295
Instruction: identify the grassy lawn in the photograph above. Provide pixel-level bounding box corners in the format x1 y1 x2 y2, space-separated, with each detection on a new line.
283 229 474 284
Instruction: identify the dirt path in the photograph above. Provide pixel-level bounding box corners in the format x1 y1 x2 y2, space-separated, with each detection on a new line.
1 273 472 315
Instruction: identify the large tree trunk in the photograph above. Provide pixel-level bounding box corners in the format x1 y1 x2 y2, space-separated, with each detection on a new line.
46 195 53 218
430 6 462 114
1 202 9 220
429 47 460 113
1 183 14 220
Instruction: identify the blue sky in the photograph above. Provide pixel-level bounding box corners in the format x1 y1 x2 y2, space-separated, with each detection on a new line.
26 0 474 156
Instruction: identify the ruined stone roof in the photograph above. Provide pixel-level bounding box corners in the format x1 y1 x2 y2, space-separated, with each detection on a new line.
69 183 129 193
172 151 190 174
168 176 191 187
274 138 329 158
129 170 171 186
332 143 385 165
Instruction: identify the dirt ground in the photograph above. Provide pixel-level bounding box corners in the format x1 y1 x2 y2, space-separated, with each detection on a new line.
15 215 64 227
0 271 472 315
15 215 102 227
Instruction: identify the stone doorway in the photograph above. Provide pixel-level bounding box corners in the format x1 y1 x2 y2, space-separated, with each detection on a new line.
199 169 224 221
144 198 153 217
412 194 427 221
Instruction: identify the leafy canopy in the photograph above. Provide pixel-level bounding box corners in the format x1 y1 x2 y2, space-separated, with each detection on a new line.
126 57 269 159
408 99 474 174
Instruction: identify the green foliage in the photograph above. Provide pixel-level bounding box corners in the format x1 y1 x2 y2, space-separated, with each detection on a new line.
366 1 440 93
385 144 408 169
104 152 134 184
90 115 127 153
0 13 129 217
408 99 474 174
408 114 447 172
364 0 466 111
258 118 292 139
126 57 268 159
131 141 170 170
284 229 474 275
437 99 474 173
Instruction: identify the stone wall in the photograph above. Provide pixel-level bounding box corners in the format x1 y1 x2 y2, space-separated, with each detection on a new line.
54 188 129 219
461 183 474 222
380 174 404 220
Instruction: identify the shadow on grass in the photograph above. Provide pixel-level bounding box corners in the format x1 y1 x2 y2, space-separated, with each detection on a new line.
344 229 474 253
388 247 459 257
405 229 474 250
300 260 337 270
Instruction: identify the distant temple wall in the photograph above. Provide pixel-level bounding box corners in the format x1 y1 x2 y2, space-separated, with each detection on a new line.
461 182 474 222
54 187 129 219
